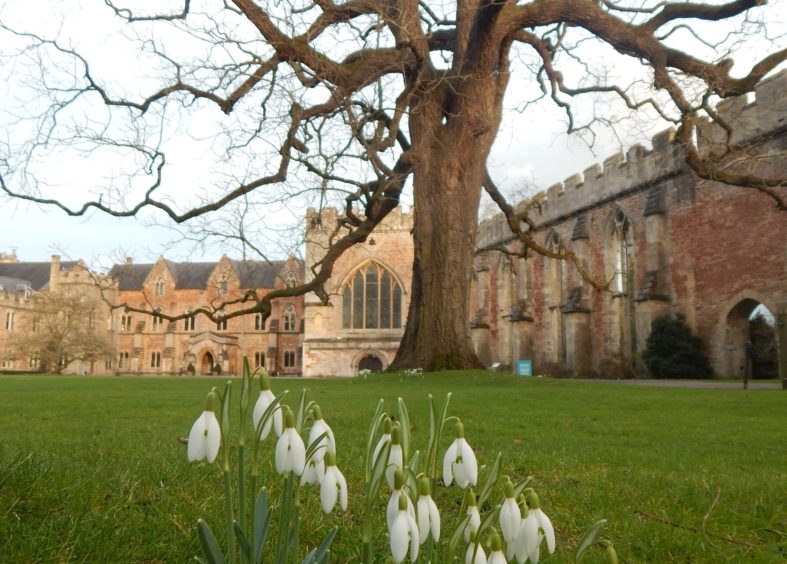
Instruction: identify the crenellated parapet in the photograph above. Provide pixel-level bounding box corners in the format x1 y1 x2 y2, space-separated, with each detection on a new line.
478 70 787 250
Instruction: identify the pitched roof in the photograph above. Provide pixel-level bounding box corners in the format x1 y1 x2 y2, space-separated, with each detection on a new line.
0 261 77 290
109 258 304 291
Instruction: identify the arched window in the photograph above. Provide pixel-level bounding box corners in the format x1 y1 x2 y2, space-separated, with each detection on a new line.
184 308 196 331
342 263 402 330
152 306 163 331
609 210 631 294
216 309 228 331
218 274 229 296
154 277 165 296
283 304 297 331
255 313 265 331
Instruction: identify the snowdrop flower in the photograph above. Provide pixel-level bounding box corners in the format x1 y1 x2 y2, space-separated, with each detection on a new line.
499 479 522 559
300 457 325 486
307 405 336 462
390 494 420 563
251 371 282 440
386 425 404 489
275 408 306 475
443 420 478 488
465 531 487 564
487 531 508 564
514 498 539 564
187 388 222 463
387 469 416 531
416 477 440 544
372 417 393 467
464 489 481 542
527 492 555 556
320 451 348 513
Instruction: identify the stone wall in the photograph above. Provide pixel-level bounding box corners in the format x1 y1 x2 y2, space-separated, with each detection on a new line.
474 71 787 377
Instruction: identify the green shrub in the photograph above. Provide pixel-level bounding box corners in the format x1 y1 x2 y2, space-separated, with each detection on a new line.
642 314 713 378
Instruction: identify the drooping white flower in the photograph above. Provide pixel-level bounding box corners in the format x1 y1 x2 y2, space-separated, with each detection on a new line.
464 490 481 542
465 531 487 564
386 425 404 489
251 373 283 439
528 492 555 556
390 495 420 563
320 451 348 513
486 531 508 564
187 389 222 463
514 505 540 564
387 470 416 531
300 457 325 486
499 480 522 559
275 409 306 475
443 421 478 488
415 477 441 544
307 405 336 462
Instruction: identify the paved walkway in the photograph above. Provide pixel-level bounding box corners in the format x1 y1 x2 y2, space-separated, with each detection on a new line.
588 378 783 390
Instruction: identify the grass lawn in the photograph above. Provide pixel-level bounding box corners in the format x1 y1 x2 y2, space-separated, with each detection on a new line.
1 372 785 563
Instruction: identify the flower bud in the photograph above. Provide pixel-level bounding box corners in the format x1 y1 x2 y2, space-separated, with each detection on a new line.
604 542 619 564
383 417 393 434
313 404 324 420
489 530 503 552
259 371 271 390
454 420 464 439
466 489 477 507
325 449 337 467
418 476 431 497
391 425 401 445
526 491 540 509
204 388 221 413
503 479 515 499
393 468 405 490
284 407 296 429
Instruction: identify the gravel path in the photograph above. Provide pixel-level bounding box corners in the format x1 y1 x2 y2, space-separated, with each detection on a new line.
587 378 783 390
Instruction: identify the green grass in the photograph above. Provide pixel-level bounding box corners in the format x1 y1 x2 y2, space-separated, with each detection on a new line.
0 372 785 563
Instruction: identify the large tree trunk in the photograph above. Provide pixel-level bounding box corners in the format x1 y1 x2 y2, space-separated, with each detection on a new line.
390 43 508 370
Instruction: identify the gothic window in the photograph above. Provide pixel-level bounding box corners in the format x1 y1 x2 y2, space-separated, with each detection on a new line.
283 350 296 368
118 351 129 368
5 312 14 331
32 316 40 333
285 272 297 288
283 304 296 331
121 314 132 332
151 352 161 368
152 306 163 331
545 232 564 307
341 263 402 330
218 274 229 296
609 210 631 294
88 308 96 330
184 309 196 331
255 313 265 331
254 351 266 368
154 277 165 296
29 353 40 369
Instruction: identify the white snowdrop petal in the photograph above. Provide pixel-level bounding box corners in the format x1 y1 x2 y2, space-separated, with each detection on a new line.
187 413 207 461
252 391 274 440
465 543 487 564
443 441 457 486
205 412 221 463
338 469 348 510
417 497 430 542
386 445 403 489
428 497 441 541
390 514 410 563
407 514 420 561
487 550 508 564
536 509 555 554
465 506 481 542
500 498 521 543
320 467 339 513
274 432 289 473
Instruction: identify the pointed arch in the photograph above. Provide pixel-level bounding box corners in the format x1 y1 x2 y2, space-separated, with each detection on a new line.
340 260 404 330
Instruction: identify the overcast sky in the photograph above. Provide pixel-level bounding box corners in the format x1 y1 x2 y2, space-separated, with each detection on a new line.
1 0 784 268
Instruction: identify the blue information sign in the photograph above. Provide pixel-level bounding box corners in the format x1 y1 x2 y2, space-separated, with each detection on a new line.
515 359 533 377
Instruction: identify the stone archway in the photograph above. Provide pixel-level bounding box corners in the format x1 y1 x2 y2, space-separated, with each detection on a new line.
358 354 383 373
200 351 215 375
722 299 778 378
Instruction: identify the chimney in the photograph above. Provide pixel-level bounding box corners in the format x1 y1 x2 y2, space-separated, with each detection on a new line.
125 257 133 265
50 255 61 291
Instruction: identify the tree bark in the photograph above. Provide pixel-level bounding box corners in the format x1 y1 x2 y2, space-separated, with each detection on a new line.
390 40 508 370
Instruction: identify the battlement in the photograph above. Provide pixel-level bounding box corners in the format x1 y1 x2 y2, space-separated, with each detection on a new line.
306 205 414 234
478 70 787 249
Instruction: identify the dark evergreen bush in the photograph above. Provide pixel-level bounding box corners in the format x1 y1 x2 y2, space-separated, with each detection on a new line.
750 312 778 379
643 314 713 378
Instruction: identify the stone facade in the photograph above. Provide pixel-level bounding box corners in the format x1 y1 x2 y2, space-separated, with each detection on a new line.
473 71 787 378
302 207 414 376
0 254 115 374
108 255 304 376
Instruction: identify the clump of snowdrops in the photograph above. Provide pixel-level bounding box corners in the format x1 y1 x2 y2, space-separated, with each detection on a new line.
186 358 617 563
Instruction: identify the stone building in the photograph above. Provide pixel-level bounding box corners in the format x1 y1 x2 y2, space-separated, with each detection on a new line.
472 71 786 378
302 207 414 376
0 253 115 374
108 255 304 376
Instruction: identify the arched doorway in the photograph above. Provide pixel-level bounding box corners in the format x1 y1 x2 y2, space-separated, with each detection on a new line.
358 355 383 373
201 351 215 375
723 299 778 378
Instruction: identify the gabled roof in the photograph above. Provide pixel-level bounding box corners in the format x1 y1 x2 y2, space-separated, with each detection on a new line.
109 258 304 291
0 261 77 290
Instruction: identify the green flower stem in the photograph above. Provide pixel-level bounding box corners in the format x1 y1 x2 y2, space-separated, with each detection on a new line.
276 472 295 563
238 444 247 564
223 468 236 564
